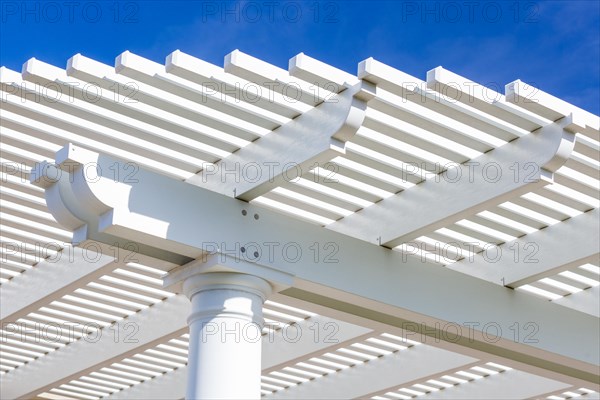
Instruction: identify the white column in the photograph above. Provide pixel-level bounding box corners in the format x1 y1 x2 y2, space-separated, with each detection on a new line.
182 272 272 400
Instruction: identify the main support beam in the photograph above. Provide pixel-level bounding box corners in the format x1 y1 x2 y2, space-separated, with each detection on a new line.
30 144 600 384
268 293 599 392
326 114 581 247
186 80 374 200
448 208 600 287
105 291 599 399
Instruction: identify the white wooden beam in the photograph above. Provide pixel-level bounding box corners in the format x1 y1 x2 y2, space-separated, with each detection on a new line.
1 63 200 180
29 158 195 265
21 57 229 167
326 115 580 248
553 286 600 318
29 144 600 384
268 293 600 392
0 244 120 325
424 66 551 131
360 60 533 140
289 53 360 90
0 295 190 400
222 50 329 108
505 79 600 139
105 319 597 400
186 80 375 201
105 295 594 400
115 50 289 130
104 365 187 400
0 242 176 325
448 208 600 287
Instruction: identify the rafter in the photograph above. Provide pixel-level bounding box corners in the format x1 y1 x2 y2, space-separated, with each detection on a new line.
0 242 175 325
416 368 570 400
553 286 600 317
326 114 583 248
448 208 600 287
186 79 375 201
264 345 478 399
1 295 189 399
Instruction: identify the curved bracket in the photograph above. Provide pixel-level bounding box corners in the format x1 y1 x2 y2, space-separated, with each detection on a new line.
327 114 578 247
31 162 85 231
31 144 131 227
186 81 376 201
538 113 579 173
30 146 194 264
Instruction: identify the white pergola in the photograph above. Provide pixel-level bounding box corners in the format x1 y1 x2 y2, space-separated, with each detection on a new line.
0 50 598 399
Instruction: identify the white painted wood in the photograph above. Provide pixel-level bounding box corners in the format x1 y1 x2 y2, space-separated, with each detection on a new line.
0 243 125 325
448 208 600 287
0 240 177 325
104 313 371 400
2 51 597 399
327 115 578 247
425 66 550 130
224 50 328 108
506 79 600 139
265 345 478 399
186 80 375 200
29 144 600 383
553 286 600 317
420 368 569 399
289 53 359 90
267 293 600 392
181 273 271 399
0 295 190 400
2 306 368 400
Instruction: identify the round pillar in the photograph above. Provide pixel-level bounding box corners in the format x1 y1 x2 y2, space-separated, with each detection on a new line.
182 272 272 399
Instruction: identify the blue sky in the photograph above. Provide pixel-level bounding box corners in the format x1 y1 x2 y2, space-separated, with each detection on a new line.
1 0 598 114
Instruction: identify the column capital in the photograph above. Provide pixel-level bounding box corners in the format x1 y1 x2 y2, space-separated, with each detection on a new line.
162 252 294 295
182 272 272 302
